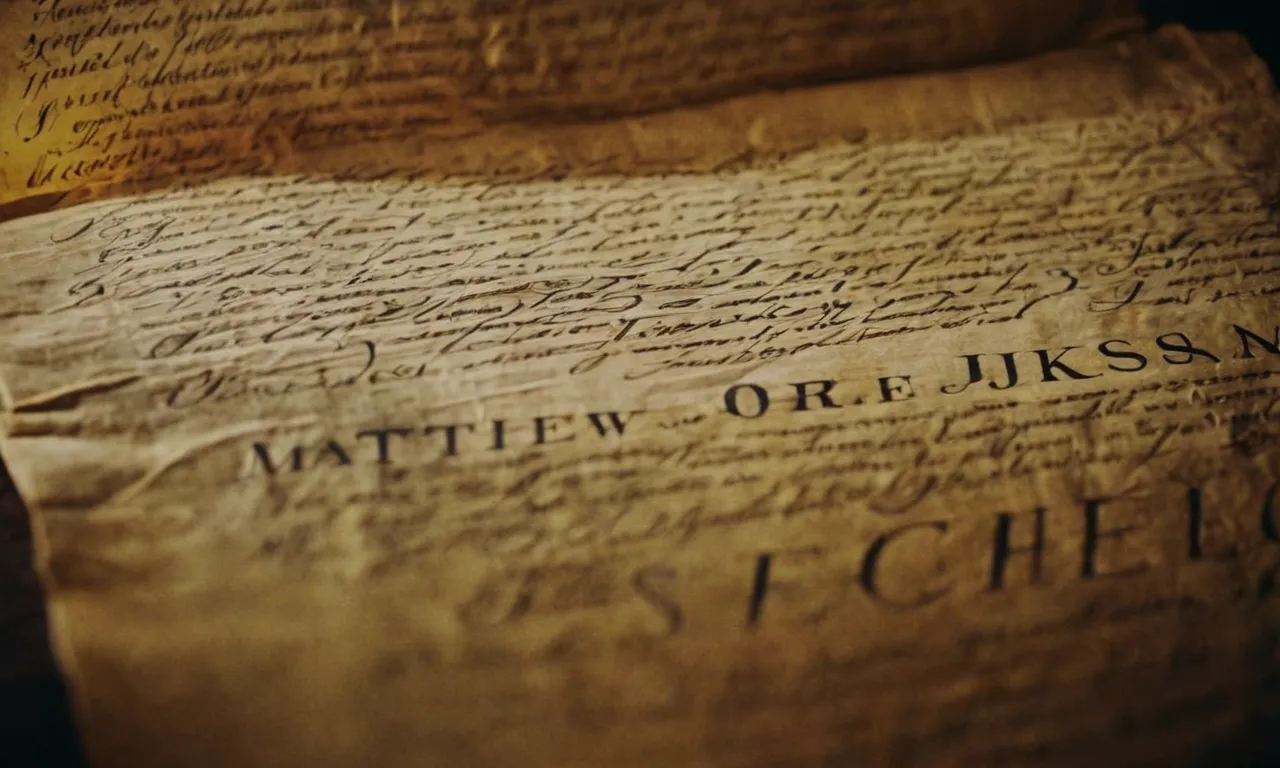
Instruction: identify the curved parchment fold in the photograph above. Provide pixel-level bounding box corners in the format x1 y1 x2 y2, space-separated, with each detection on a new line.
0 0 1142 206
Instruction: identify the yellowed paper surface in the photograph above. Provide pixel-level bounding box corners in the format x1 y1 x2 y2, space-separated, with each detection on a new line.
3 22 1280 768
0 0 1141 205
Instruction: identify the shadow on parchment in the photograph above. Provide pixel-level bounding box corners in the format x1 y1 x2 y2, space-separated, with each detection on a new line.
0 457 83 767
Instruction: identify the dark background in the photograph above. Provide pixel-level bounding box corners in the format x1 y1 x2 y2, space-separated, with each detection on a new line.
1 3 1277 767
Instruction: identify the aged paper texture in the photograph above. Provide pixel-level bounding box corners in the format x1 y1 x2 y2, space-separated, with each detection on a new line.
3 23 1280 768
0 0 1142 206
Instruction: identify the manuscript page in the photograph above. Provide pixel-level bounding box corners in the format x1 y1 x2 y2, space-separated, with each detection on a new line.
3 24 1280 768
0 0 1142 206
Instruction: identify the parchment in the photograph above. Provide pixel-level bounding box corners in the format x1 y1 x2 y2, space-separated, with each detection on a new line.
4 22 1280 768
0 0 1142 206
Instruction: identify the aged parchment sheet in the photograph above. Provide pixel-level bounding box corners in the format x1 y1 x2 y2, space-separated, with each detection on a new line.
3 17 1280 768
0 0 1141 206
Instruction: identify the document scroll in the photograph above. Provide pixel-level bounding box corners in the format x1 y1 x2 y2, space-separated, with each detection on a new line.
2 2 1280 766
